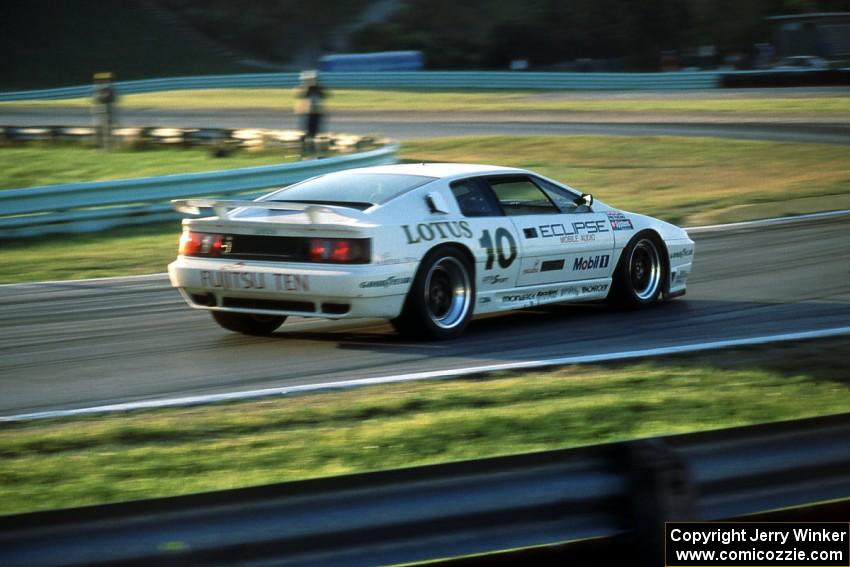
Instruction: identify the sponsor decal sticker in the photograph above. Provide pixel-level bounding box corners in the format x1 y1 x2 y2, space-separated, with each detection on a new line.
670 248 694 260
523 227 538 239
359 276 412 289
581 283 609 293
560 286 580 298
200 270 309 292
522 260 541 275
572 255 611 271
606 212 634 231
402 221 473 244
538 220 609 239
541 259 565 272
375 253 418 266
502 289 559 304
482 274 509 285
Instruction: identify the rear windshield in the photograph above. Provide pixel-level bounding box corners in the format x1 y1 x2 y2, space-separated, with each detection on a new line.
263 172 437 208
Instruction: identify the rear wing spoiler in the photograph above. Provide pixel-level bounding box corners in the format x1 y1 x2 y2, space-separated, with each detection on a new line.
171 199 375 226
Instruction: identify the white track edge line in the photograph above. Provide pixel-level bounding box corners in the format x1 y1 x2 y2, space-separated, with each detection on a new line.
4 325 849 423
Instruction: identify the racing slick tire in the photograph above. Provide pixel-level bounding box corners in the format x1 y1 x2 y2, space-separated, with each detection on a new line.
392 247 475 340
609 232 666 308
211 311 286 335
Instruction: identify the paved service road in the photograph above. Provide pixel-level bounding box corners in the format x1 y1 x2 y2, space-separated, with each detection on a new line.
1 217 848 415
2 107 850 144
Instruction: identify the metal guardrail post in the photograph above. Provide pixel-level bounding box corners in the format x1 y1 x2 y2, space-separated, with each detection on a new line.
627 439 696 566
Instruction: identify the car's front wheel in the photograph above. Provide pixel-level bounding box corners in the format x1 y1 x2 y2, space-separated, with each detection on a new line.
211 311 286 335
392 247 475 340
610 233 665 308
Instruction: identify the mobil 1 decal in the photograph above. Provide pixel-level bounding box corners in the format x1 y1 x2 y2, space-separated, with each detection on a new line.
480 227 517 270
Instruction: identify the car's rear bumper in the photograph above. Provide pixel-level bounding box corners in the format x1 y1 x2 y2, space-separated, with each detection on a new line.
168 257 414 319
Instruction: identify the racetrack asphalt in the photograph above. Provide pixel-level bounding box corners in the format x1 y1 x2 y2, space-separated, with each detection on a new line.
1 216 848 415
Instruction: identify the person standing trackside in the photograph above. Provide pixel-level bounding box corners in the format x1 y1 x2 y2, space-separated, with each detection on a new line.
92 72 117 150
294 70 327 156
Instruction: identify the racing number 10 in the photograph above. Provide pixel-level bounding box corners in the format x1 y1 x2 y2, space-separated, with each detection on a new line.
479 228 517 270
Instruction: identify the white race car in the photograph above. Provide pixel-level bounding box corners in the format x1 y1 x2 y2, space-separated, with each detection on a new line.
169 163 694 339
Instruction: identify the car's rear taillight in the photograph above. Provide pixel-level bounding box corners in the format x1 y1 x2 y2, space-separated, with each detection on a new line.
178 232 223 256
308 238 369 264
178 231 370 263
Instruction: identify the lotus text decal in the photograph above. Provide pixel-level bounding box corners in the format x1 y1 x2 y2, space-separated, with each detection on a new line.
402 221 473 243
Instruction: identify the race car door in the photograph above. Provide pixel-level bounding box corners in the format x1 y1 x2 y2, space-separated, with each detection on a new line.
484 175 615 287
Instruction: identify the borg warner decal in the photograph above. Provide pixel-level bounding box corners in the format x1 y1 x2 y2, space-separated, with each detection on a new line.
669 248 694 260
359 276 412 289
581 283 609 293
402 221 473 244
537 220 609 243
200 270 309 292
606 212 634 231
572 255 610 271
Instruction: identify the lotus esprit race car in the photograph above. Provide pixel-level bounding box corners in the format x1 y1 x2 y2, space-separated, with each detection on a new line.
168 163 694 339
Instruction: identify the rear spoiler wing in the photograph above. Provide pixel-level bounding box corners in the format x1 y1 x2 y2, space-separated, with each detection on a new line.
171 199 374 226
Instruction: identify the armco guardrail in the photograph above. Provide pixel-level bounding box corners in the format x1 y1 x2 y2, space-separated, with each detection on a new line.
1 413 848 567
0 144 398 238
0 70 722 101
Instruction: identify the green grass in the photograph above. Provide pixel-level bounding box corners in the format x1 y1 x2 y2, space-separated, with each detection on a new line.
4 88 849 115
400 136 850 226
0 146 298 190
2 223 178 282
1 338 847 516
3 135 849 283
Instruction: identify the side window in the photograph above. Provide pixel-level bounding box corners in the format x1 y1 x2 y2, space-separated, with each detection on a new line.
488 176 560 216
531 176 585 213
450 178 503 217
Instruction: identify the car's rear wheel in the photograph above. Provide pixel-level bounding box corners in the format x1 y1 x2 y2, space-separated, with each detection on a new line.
211 311 286 335
610 233 665 308
392 247 475 340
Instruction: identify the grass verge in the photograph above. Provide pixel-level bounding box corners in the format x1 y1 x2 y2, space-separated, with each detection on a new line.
3 135 849 283
1 338 847 516
3 89 849 115
0 145 298 189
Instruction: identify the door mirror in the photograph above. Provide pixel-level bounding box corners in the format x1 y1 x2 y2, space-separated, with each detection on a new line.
574 193 593 208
